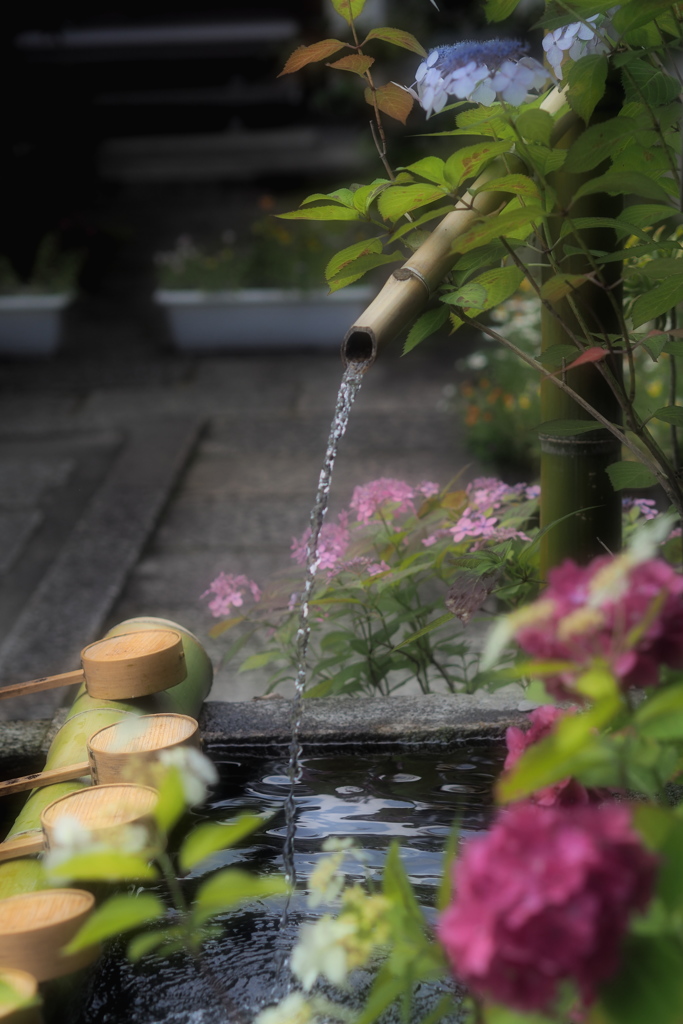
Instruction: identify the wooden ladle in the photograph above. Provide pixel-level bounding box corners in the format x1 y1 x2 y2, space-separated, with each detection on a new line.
0 629 187 702
0 890 99 982
0 783 159 863
0 713 200 798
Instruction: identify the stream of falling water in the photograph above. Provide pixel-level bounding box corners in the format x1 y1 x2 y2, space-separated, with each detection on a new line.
276 359 367 969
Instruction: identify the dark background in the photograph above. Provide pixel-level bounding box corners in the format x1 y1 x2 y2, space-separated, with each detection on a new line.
1 0 541 341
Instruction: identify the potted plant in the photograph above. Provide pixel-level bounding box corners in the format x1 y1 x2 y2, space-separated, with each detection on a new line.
153 216 379 352
0 235 83 357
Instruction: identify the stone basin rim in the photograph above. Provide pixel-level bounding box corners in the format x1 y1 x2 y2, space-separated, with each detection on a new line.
0 693 531 764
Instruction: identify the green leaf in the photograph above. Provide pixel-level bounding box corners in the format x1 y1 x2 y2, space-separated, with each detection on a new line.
606 461 658 490
179 814 267 872
403 157 446 186
584 171 675 204
238 650 285 673
517 142 566 176
485 0 523 20
515 109 554 145
622 57 682 105
403 305 450 354
153 766 187 833
497 692 623 802
331 0 366 23
540 273 589 302
325 237 383 282
377 184 447 222
474 173 540 201
634 682 683 740
193 868 289 926
328 251 403 291
363 27 426 56
483 1005 556 1024
63 893 165 954
564 117 641 172
278 39 348 76
126 929 172 962
538 418 606 436
632 277 683 328
278 205 362 222
653 406 683 428
444 266 524 311
444 140 512 190
437 823 460 913
566 53 608 123
382 842 424 927
619 204 677 230
48 851 159 883
389 203 455 243
599 935 683 1024
612 0 680 34
454 205 543 255
352 180 390 214
638 258 683 281
391 612 454 651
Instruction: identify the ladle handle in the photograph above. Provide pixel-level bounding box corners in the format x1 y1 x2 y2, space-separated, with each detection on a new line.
0 761 91 797
0 669 85 701
0 832 44 862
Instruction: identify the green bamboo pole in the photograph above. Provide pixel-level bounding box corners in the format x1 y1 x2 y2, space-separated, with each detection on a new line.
540 88 623 575
0 617 213 899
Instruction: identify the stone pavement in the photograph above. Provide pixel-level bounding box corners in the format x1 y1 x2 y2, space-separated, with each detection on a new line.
0 325 487 720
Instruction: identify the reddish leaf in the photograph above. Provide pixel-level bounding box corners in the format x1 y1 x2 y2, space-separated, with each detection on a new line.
646 328 683 338
363 27 427 56
327 54 375 76
365 83 414 125
279 39 348 76
554 346 609 374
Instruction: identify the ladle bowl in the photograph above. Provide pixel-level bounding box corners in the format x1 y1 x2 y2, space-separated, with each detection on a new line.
0 783 159 862
0 629 187 703
0 889 98 981
0 713 200 798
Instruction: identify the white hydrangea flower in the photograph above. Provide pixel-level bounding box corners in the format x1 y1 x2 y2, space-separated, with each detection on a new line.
290 916 357 991
406 39 552 116
157 745 219 805
253 993 315 1024
542 9 618 80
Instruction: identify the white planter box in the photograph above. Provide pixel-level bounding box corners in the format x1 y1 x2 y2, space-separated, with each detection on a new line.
154 286 376 352
0 293 71 357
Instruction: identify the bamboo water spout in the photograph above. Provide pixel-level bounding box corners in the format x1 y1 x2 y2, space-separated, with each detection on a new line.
341 87 571 367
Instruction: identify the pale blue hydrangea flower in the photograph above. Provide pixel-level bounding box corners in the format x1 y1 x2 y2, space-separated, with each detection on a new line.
542 9 618 80
406 39 551 116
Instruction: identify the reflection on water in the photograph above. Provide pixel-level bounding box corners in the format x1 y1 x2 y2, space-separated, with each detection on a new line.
65 742 505 1024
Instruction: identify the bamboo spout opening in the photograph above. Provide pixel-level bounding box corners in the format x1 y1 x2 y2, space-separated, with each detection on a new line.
341 328 376 367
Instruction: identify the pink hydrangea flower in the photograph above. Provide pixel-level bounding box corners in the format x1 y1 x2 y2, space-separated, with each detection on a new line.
201 573 261 618
349 478 437 525
291 516 350 574
504 706 611 807
514 556 683 698
450 511 498 544
438 802 657 1012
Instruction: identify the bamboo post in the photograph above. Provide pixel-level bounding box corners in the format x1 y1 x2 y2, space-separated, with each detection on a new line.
0 617 213 899
539 86 623 574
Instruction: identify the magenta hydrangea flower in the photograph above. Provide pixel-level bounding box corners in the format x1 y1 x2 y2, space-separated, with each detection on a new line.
438 802 657 1012
349 478 438 525
504 706 612 807
514 556 683 698
201 573 261 618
